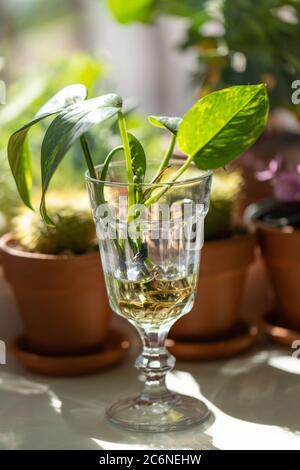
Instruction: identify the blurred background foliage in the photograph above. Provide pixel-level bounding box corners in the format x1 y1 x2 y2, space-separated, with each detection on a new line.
107 0 207 23
0 0 164 235
107 0 300 112
0 0 101 233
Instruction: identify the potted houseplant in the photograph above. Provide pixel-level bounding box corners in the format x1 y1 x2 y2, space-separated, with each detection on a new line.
245 154 300 342
6 82 268 430
0 194 129 376
169 170 257 360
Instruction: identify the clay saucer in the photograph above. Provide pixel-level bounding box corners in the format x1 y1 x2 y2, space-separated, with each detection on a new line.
261 312 300 347
11 328 130 377
166 321 258 361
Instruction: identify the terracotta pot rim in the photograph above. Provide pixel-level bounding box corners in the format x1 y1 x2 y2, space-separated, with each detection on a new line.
0 233 98 261
255 222 300 235
205 231 256 248
1 232 255 258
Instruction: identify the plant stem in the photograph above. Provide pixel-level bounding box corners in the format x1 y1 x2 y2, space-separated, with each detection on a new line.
98 145 124 204
117 111 143 257
118 111 135 215
144 154 194 207
151 133 176 183
80 133 96 179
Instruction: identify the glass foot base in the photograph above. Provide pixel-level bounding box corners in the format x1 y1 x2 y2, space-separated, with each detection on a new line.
106 393 210 432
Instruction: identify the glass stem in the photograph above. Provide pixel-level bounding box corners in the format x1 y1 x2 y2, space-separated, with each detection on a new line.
135 324 176 402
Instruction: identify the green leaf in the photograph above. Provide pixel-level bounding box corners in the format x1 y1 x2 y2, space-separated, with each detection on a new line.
159 0 207 18
128 132 146 179
148 115 182 135
107 0 205 23
40 93 122 223
35 84 88 117
177 84 269 170
107 0 154 24
7 84 87 209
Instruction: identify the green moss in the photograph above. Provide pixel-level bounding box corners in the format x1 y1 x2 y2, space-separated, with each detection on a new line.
12 193 96 255
204 170 243 241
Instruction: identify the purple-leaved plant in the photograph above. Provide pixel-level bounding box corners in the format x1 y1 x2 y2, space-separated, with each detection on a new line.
255 154 300 202
244 152 300 202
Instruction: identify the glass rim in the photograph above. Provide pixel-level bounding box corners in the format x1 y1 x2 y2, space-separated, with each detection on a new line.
85 158 213 188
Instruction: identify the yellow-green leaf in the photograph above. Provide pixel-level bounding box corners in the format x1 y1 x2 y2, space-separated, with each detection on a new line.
177 84 269 170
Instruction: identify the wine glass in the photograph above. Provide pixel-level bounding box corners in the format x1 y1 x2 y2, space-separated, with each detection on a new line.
86 157 212 432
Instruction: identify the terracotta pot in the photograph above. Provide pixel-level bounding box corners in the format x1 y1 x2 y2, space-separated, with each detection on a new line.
0 234 111 355
239 247 274 323
170 233 256 340
258 225 300 330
